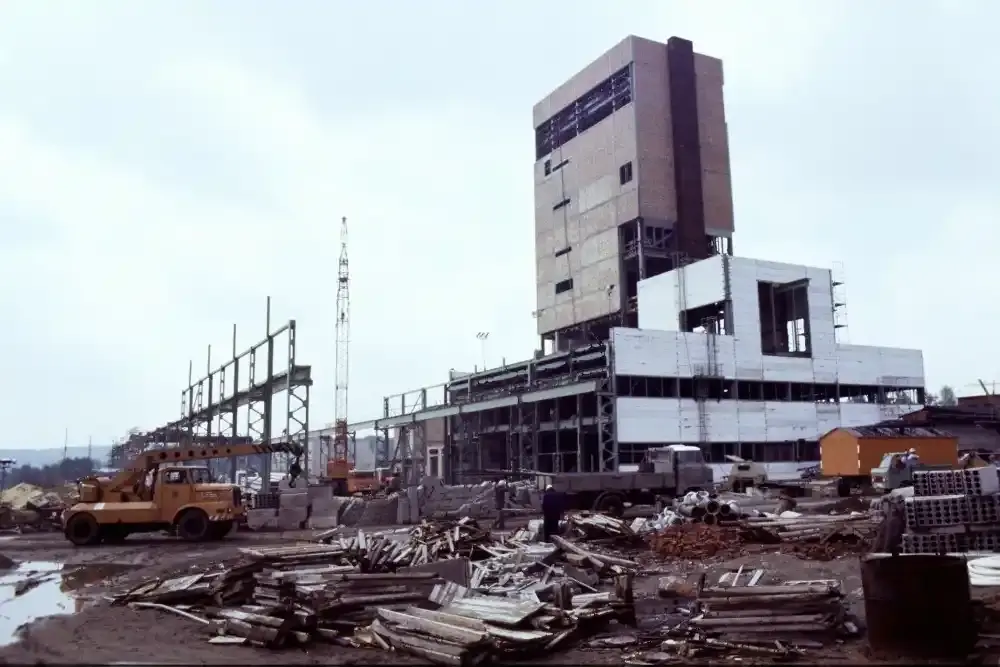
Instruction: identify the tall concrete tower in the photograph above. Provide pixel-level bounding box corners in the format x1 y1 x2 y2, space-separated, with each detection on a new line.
533 36 735 351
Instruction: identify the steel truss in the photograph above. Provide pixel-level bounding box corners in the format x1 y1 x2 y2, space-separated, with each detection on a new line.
144 298 313 482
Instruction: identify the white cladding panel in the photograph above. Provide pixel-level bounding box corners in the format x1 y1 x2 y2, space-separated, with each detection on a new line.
611 328 924 386
637 255 726 331
616 397 889 444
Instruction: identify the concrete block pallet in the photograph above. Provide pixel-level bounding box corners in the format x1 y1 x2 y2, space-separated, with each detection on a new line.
900 464 1000 554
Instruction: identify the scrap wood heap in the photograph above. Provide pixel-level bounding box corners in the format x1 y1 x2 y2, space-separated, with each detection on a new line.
739 512 876 560
359 573 635 665
112 517 641 662
111 543 440 647
314 517 493 569
564 511 644 544
648 573 860 661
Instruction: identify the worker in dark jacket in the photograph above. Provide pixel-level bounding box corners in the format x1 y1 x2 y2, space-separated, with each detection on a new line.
494 479 508 529
541 484 563 542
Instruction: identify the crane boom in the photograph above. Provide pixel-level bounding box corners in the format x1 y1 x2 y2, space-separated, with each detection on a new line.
330 216 351 487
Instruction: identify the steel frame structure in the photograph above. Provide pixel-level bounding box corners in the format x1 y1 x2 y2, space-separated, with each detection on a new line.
349 342 619 484
143 298 313 481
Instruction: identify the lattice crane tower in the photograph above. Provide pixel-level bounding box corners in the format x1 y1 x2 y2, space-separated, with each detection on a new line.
330 216 351 485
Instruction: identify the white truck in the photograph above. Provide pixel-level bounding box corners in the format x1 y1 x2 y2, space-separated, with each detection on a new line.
535 444 714 517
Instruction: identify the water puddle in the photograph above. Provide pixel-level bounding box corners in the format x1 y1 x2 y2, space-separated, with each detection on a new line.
0 561 138 645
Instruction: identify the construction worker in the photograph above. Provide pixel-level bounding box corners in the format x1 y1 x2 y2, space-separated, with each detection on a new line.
541 484 563 542
494 479 507 529
905 448 920 468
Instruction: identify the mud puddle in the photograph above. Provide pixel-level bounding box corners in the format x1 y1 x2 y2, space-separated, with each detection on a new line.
0 561 137 645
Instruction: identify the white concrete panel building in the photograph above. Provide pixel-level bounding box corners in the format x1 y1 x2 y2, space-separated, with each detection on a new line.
610 254 925 466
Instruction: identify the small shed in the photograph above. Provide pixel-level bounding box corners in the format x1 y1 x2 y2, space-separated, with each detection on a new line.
819 425 958 478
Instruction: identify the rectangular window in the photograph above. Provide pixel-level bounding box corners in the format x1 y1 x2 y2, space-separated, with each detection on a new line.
619 161 633 185
554 246 571 258
544 159 552 176
555 279 573 294
553 198 570 211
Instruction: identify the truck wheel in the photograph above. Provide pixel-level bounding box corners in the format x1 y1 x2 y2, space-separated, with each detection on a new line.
594 493 625 517
207 521 234 540
176 509 210 542
65 513 101 547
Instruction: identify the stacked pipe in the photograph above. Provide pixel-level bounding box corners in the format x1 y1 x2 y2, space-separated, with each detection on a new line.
675 491 741 526
901 464 1000 554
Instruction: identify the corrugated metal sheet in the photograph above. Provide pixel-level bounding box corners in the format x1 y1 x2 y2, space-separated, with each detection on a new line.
840 425 954 439
441 597 546 626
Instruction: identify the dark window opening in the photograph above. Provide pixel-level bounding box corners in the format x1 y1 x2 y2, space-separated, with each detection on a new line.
544 160 552 176
679 300 730 335
757 279 812 357
535 65 633 159
553 198 570 211
615 374 925 408
554 246 572 258
555 279 573 294
619 161 633 185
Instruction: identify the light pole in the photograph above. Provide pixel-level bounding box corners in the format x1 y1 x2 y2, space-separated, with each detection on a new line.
476 332 489 370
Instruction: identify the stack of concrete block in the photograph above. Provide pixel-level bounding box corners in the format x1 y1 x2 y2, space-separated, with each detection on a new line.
306 485 343 529
277 488 310 530
901 464 1000 554
904 494 970 529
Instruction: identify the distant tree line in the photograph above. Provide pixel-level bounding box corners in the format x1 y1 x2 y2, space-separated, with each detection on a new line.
1 457 96 490
925 385 958 407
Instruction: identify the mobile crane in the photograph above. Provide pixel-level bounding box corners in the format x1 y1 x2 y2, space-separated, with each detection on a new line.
61 440 304 547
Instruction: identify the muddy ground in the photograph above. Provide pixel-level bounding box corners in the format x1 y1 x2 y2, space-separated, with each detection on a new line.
0 516 984 665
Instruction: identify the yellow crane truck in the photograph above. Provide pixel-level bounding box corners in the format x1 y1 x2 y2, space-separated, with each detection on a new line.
62 440 304 546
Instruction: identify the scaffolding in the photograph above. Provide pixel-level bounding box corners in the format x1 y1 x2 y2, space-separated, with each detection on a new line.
138 298 313 481
349 341 617 484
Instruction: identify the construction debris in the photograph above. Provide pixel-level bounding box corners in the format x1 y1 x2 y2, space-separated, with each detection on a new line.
114 516 638 662
313 518 493 569
641 572 860 661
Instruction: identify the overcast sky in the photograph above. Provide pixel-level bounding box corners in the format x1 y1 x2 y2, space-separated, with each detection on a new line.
1 0 996 449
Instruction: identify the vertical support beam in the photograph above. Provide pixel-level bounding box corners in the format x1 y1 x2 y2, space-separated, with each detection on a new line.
262 297 274 480
575 393 584 473
596 376 618 472
205 345 214 442
229 323 239 483
506 405 517 471
530 403 540 472
553 399 562 472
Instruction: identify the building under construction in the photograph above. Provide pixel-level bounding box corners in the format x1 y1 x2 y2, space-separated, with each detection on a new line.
348 35 927 483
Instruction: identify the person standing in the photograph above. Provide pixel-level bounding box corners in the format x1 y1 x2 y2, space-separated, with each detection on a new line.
541 484 563 542
494 479 507 529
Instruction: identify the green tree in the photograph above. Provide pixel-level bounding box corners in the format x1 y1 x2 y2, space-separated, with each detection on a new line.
939 385 957 406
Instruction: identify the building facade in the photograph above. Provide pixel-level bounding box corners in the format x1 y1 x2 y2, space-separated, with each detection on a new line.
346 35 927 483
534 35 734 350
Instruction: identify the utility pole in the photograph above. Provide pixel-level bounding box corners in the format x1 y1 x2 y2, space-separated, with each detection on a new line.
87 436 93 470
62 428 68 462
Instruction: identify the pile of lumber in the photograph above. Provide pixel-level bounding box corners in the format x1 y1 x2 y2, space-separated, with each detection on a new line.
739 512 876 553
315 517 493 570
111 543 446 648
685 579 859 644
